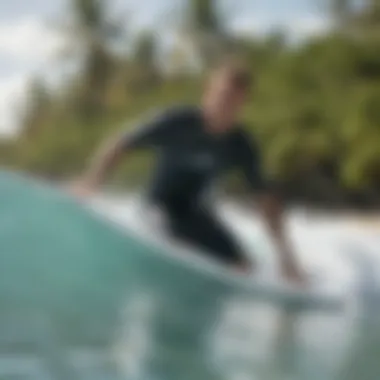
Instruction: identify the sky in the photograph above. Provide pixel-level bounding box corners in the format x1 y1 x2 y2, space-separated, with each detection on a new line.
0 0 331 137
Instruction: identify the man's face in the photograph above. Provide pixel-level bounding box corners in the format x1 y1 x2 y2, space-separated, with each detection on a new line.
204 69 248 124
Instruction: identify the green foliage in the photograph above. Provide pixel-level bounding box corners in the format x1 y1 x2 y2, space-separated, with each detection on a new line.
189 0 221 33
2 0 380 206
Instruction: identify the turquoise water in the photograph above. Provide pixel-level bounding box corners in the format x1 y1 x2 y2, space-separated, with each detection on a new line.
1 171 380 380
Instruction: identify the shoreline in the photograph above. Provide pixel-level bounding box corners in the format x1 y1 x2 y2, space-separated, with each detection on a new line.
97 190 380 232
5 170 380 232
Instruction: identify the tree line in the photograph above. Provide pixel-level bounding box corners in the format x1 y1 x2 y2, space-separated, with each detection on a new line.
1 0 380 209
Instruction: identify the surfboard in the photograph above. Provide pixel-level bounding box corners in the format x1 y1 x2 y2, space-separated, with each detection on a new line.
89 195 346 312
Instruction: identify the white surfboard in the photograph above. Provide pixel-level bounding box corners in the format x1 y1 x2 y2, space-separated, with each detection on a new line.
89 197 346 312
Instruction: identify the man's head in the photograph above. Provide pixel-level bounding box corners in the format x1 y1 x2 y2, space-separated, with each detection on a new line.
202 58 252 131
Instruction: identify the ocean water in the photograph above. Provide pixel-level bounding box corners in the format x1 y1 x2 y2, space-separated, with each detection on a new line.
1 171 380 380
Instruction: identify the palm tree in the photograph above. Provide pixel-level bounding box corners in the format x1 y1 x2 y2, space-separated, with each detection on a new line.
177 0 238 70
128 31 161 91
21 78 51 137
58 0 126 118
350 0 380 36
329 0 380 37
331 0 352 25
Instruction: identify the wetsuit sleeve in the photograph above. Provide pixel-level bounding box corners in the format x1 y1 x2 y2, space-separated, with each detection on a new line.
121 108 179 150
235 132 269 193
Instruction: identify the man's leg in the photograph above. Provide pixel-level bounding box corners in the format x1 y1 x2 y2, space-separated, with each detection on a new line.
168 209 254 272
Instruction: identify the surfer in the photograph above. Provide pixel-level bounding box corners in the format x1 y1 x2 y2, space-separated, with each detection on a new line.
71 59 306 286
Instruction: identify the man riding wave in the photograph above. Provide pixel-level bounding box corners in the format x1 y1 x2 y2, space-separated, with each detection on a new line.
72 59 306 286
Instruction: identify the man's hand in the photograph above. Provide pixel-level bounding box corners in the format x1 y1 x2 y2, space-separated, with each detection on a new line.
67 178 97 200
67 133 126 200
280 254 308 287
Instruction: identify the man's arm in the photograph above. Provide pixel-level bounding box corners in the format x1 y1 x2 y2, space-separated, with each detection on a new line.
258 193 306 285
81 133 127 189
77 108 178 192
237 132 306 285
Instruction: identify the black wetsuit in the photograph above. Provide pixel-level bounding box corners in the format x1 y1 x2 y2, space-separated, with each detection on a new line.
122 106 269 265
